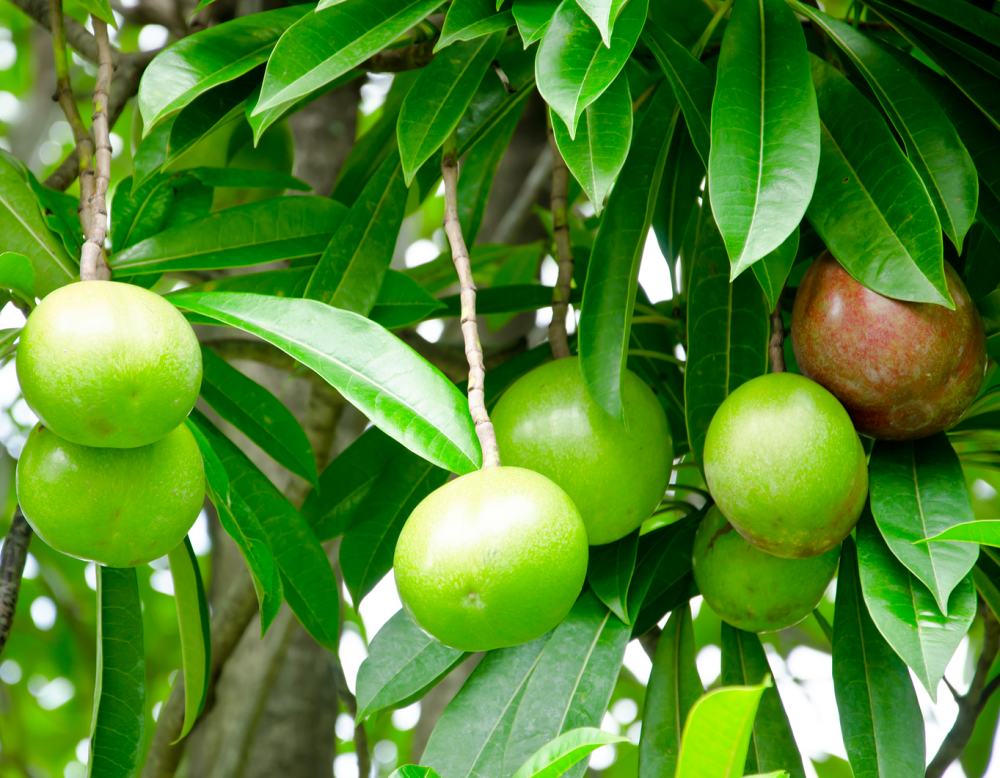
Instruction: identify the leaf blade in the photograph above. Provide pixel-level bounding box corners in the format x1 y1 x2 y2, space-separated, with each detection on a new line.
167 537 211 742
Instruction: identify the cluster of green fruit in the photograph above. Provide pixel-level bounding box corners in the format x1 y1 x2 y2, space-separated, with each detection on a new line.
15 282 206 569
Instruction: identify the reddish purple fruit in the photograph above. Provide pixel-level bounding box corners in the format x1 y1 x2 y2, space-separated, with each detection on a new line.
791 251 986 440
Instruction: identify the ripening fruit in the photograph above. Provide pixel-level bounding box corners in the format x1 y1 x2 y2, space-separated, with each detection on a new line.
393 466 589 651
491 357 673 545
17 282 202 448
692 506 840 633
791 251 986 440
703 373 867 559
17 423 205 567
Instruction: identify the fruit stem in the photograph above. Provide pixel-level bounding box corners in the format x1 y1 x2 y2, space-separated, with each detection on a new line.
769 290 786 373
546 112 574 360
441 132 502 468
79 16 113 283
0 508 32 658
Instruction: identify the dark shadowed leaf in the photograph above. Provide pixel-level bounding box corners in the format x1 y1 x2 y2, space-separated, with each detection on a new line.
27 176 83 259
925 521 1000 547
652 120 703 271
168 537 211 742
438 0 514 51
112 174 175 251
587 529 639 623
631 517 701 637
513 0 558 47
751 227 799 313
370 271 448 329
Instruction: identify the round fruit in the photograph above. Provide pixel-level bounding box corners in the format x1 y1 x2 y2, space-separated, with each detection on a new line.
17 423 205 567
17 282 202 448
692 505 840 633
393 466 589 651
791 251 986 440
491 357 673 545
703 372 867 559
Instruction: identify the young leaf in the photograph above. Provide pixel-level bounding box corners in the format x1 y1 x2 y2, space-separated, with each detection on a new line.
111 197 348 274
833 538 925 778
721 625 807 778
512 0 558 47
550 70 632 215
869 434 979 614
708 0 819 277
255 0 441 113
639 605 702 778
199 345 318 488
438 0 514 51
89 567 145 778
169 292 482 474
579 84 677 424
683 202 770 465
586 529 639 623
356 609 468 722
370 271 448 329
512 728 628 778
536 0 647 139
751 227 799 313
807 55 951 307
855 510 976 699
304 153 408 315
138 6 308 133
167 537 211 742
925 521 1000 546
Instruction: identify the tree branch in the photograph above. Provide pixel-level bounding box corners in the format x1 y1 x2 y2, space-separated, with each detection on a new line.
0 510 32 659
7 0 110 65
78 17 112 281
546 114 573 360
768 290 785 374
362 37 436 73
442 132 501 468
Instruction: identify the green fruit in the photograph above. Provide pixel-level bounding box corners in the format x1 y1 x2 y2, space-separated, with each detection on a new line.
393 466 589 651
692 505 840 633
17 282 202 448
17 423 205 567
703 373 867 559
491 357 673 545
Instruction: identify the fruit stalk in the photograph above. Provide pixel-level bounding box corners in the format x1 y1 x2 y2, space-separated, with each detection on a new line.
441 133 501 468
79 16 113 282
0 509 32 658
768 291 785 373
546 113 574 360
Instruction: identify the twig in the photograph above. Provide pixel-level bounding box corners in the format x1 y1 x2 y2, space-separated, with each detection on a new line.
79 17 113 282
768 290 785 373
0 510 32 658
546 113 573 360
441 132 501 469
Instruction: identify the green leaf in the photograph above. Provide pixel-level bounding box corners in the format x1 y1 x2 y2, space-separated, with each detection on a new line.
579 84 676 423
512 0 558 47
255 0 441 113
27 176 84 259
485 242 545 331
683 201 770 466
855 510 976 699
631 517 701 637
638 605 701 778
399 33 505 185
674 679 771 778
751 227 798 312
138 7 307 133
184 166 309 191
438 283 582 320
0 152 75 296
869 434 979 614
356 609 468 722
304 153 407 314
513 728 628 778
174 267 312 300
169 292 482 473
791 3 978 252
247 70 364 145
370 270 448 329
708 0 819 276
199 345 318 487
586 529 639 623
110 197 347 274
0 252 35 302
391 767 442 778
89 567 145 778
721 625 807 778
574 0 628 48
438 0 515 51
550 70 632 214
806 55 950 307
652 119 703 267
924 521 1000 546
112 175 175 251
833 538 925 778
167 537 211 742
535 0 647 138
75 0 116 28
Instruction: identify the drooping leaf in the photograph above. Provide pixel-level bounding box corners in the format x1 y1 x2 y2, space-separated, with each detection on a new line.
437 0 514 52
513 728 628 778
683 201 770 466
370 270 448 329
806 55 950 306
247 70 364 145
550 70 632 214
586 529 639 623
89 567 145 778
869 434 979 614
833 538 925 778
751 227 799 313
110 197 348 274
536 0 647 138
512 0 558 47
169 292 482 474
167 537 211 742
855 510 976 699
638 605 702 778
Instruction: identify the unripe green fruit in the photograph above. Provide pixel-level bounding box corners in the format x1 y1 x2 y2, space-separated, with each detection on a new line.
393 466 589 651
17 423 205 567
17 282 202 448
692 506 840 633
703 373 867 559
491 357 673 545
